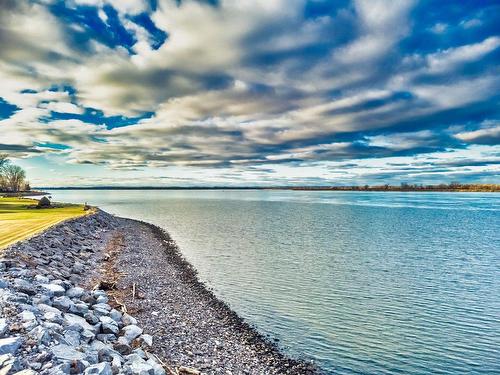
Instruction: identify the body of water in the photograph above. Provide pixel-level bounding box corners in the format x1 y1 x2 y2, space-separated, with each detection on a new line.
46 190 500 374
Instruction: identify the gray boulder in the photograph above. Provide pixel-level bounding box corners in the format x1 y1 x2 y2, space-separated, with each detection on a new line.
128 359 154 375
0 318 8 338
99 316 118 335
50 344 86 361
37 196 51 208
84 362 112 375
53 296 74 312
64 313 97 333
13 370 37 375
41 284 66 297
122 325 143 344
66 287 84 299
0 337 22 355
13 279 36 295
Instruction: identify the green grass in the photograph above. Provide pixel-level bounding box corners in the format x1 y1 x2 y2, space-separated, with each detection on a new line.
0 197 91 250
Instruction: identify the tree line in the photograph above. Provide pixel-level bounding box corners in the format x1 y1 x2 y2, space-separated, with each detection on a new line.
0 155 29 192
291 182 500 192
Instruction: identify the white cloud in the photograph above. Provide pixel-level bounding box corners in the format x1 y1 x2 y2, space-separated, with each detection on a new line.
40 101 84 115
72 0 149 14
0 0 498 183
460 18 482 29
429 23 448 34
425 36 500 74
455 122 500 145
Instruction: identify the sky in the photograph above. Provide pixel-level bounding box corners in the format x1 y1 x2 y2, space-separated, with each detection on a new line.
0 0 499 187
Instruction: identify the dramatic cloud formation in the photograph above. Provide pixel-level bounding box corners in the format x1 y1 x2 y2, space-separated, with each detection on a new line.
0 0 499 186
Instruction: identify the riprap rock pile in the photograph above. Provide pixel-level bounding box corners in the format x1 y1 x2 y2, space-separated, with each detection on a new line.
0 211 166 375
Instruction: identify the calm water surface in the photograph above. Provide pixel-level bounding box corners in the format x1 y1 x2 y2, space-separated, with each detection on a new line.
47 190 500 374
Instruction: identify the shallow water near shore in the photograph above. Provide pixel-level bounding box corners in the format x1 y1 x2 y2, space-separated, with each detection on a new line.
46 190 500 374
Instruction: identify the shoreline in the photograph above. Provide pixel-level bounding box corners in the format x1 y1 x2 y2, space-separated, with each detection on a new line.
143 220 319 371
35 187 500 193
0 209 319 374
102 215 318 374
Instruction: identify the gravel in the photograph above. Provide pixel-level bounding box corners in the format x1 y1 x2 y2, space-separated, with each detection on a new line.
0 209 319 374
110 217 318 374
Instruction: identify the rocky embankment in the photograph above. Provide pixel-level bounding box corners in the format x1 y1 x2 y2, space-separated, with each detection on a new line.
0 210 318 374
0 211 165 374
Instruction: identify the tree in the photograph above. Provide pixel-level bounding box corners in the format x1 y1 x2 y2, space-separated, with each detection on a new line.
0 154 8 169
0 155 29 192
1 164 26 192
0 154 10 191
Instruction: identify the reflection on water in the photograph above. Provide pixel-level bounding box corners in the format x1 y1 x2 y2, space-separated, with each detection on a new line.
48 190 500 374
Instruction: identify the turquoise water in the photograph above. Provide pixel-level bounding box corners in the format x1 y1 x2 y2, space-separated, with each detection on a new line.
47 190 500 374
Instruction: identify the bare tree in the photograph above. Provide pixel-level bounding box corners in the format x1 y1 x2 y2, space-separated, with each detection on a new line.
0 154 8 169
0 155 8 191
1 164 26 192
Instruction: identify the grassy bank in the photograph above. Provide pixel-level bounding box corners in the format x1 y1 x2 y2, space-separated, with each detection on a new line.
0 197 90 249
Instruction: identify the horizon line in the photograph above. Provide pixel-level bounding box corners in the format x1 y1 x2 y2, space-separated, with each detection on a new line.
34 183 499 191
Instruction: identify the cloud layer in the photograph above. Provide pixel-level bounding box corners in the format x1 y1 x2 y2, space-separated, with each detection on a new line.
0 0 499 185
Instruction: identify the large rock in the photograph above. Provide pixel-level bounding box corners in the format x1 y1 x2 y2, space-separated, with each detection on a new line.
84 362 113 375
44 311 64 325
19 311 36 322
53 296 73 312
122 325 143 344
128 360 155 375
37 196 51 208
0 319 7 338
139 334 153 347
64 313 98 334
34 275 49 284
37 304 61 315
81 329 95 344
0 353 20 374
146 359 166 375
63 330 81 347
121 314 137 326
41 284 65 297
99 316 118 335
66 287 84 299
0 337 22 355
13 279 36 296
13 370 37 375
29 326 52 346
70 302 89 316
109 309 122 324
50 344 86 361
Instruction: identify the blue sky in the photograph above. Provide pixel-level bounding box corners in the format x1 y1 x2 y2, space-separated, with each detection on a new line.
0 0 499 186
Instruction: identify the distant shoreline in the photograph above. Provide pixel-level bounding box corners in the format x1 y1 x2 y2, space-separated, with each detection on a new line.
35 184 500 193
0 190 49 197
